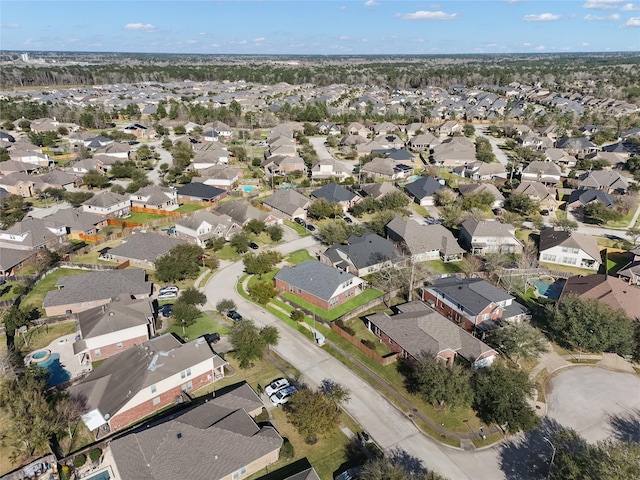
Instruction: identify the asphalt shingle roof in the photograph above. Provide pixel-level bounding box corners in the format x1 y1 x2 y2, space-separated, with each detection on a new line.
275 260 360 301
403 176 443 200
108 232 186 263
385 218 464 257
428 277 513 316
324 232 401 270
176 182 225 201
311 183 358 203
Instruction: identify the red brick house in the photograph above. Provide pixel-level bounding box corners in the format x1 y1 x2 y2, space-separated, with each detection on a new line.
421 276 530 332
69 334 227 434
274 260 364 310
366 301 497 368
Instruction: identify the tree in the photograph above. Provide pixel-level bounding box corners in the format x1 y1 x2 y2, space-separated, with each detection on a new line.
406 358 473 410
627 225 640 245
179 287 207 306
155 244 204 282
215 298 236 314
2 307 30 337
0 194 27 229
463 123 476 137
0 147 10 162
471 363 538 433
583 202 623 225
485 323 548 366
243 250 282 278
54 394 87 454
308 198 341 219
380 191 410 211
434 188 458 207
366 210 398 236
0 369 59 460
545 295 635 355
360 457 448 480
318 220 364 245
285 388 341 443
260 325 279 350
82 169 110 189
266 225 283 242
247 280 277 305
172 301 201 334
244 218 266 234
551 216 578 233
319 379 351 410
350 197 380 217
462 192 495 211
505 193 539 216
230 319 267 368
64 191 94 207
171 141 194 169
230 231 250 254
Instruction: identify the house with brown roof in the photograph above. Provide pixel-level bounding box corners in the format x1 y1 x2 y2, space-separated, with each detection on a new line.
82 191 131 218
69 334 228 433
72 297 156 364
262 189 310 220
560 274 640 321
513 181 558 212
538 228 601 271
192 165 242 190
385 217 464 262
366 301 498 367
216 199 282 227
457 183 505 209
104 231 187 269
108 382 281 480
459 218 523 255
175 211 242 246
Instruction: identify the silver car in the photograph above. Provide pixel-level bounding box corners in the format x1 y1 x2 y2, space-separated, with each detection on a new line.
264 378 290 396
270 385 297 406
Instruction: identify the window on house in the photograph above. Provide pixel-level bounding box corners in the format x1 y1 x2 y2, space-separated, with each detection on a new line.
289 285 295 292
182 381 193 391
116 342 123 349
186 368 191 377
151 385 157 394
152 396 160 406
297 288 302 294
94 349 101 357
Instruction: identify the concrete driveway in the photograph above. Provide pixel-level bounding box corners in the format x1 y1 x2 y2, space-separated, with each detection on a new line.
545 366 640 443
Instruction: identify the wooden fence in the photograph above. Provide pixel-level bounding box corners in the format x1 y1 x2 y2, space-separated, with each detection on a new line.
131 205 182 217
107 218 143 229
330 322 398 366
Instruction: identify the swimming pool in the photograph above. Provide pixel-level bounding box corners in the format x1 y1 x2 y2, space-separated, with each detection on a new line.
34 352 71 386
530 278 564 300
242 185 255 192
84 470 110 480
406 175 421 183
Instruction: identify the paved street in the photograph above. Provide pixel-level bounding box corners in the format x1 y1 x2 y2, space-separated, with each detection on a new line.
476 126 511 167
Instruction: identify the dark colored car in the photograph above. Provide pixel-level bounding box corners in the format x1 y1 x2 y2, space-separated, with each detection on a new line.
306 223 316 231
227 310 242 321
159 304 173 317
540 210 550 216
249 241 259 250
294 217 306 226
342 216 353 224
204 332 221 344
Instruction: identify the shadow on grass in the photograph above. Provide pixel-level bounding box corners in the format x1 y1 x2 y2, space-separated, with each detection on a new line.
255 457 313 480
608 408 640 443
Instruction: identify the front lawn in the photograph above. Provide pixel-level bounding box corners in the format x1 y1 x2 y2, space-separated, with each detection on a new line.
284 220 310 236
176 203 204 213
282 288 384 322
166 311 230 342
216 245 241 260
286 249 314 265
20 268 89 315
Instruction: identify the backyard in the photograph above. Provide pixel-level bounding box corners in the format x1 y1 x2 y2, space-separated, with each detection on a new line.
20 268 89 316
281 288 384 322
126 211 167 224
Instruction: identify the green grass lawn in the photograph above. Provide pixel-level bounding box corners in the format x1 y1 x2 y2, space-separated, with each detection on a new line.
284 220 310 236
344 317 394 356
20 268 89 315
606 251 633 274
539 261 598 276
166 311 230 342
176 203 205 213
286 250 314 265
282 288 384 322
13 320 77 355
247 268 279 288
423 259 468 275
0 282 24 302
70 239 123 264
126 211 167 223
216 244 241 260
606 199 639 228
410 204 429 217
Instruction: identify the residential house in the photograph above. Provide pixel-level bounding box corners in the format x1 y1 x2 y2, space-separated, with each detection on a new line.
274 260 364 310
385 218 464 262
566 189 617 211
94 143 131 159
538 228 601 271
123 123 150 138
457 183 505 208
30 117 60 133
175 211 242 246
192 165 242 190
310 158 351 181
361 157 406 181
513 181 559 212
262 189 310 220
366 301 498 367
0 160 40 175
176 183 226 203
130 185 179 210
261 155 305 177
421 276 530 331
103 232 186 269
108 383 281 480
42 268 152 316
436 120 463 136
430 137 476 167
545 148 577 169
560 274 639 321
404 176 444 207
0 248 35 276
454 161 508 181
216 199 282 227
82 191 131 218
311 183 361 213
0 172 39 197
69 334 227 433
81 135 113 150
459 218 523 255
617 246 640 287
360 182 399 200
521 161 562 185
192 143 230 168
320 231 402 276
317 121 341 135
0 216 67 251
36 171 80 190
205 120 233 138
373 122 399 136
555 137 598 157
8 147 51 167
578 170 628 194
348 122 369 137
408 133 440 150
72 297 156 364
44 207 108 236
404 123 429 137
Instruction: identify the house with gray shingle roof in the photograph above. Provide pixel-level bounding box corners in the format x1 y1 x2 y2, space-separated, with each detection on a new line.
460 218 523 255
538 228 601 271
69 334 228 434
403 176 444 206
521 161 562 185
320 231 402 276
366 301 497 367
274 260 364 310
175 211 241 246
311 183 361 212
457 183 505 208
82 191 131 218
43 268 152 316
108 382 280 480
262 189 310 220
360 181 399 200
130 185 178 210
215 199 282 227
385 218 464 263
0 247 35 276
578 170 628 194
104 231 186 269
0 216 68 251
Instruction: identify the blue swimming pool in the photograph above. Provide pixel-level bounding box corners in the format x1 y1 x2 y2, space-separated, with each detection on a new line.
84 470 110 480
242 185 255 192
531 278 564 300
35 352 71 386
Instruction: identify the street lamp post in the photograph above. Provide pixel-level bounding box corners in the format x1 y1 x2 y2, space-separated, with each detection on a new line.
542 436 556 480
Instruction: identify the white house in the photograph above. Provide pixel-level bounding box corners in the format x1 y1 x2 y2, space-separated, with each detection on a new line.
175 211 242 246
82 191 131 218
538 228 601 271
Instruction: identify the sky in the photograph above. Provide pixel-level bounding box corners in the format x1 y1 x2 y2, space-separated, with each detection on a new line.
1 0 639 55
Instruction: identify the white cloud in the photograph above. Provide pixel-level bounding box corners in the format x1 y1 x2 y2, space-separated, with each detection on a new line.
339 35 350 40
0 22 20 28
396 10 460 20
584 13 621 19
238 40 247 45
621 2 640 10
124 23 156 32
534 45 546 50
364 0 378 6
486 43 498 47
340 6 347 10
523 13 561 21
582 0 623 8
253 37 265 42
523 42 532 46
582 41 591 46
623 15 640 25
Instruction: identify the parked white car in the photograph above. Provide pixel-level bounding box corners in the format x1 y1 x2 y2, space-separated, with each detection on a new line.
157 291 178 300
264 378 290 396
270 385 297 406
159 285 179 295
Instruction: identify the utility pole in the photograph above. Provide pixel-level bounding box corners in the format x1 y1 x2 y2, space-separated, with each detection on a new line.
408 257 416 302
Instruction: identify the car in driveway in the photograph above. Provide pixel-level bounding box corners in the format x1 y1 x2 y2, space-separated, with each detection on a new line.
269 385 297 406
334 466 363 480
203 332 221 344
342 215 353 224
305 223 316 231
249 241 260 250
159 285 179 295
264 378 290 396
157 290 178 300
294 217 306 226
227 310 242 321
158 304 173 317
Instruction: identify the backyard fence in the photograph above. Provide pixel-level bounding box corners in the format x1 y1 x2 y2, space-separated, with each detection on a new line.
330 322 398 366
131 205 182 217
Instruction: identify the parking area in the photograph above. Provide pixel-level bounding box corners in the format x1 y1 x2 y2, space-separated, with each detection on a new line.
546 366 640 443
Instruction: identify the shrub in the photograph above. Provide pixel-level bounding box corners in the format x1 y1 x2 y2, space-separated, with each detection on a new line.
73 454 87 468
279 439 295 460
12 284 26 295
336 319 355 336
290 309 305 322
89 448 102 463
60 465 70 480
361 339 377 350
